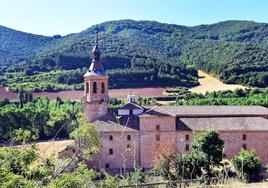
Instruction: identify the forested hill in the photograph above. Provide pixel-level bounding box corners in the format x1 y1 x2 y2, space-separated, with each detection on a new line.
0 25 53 65
0 20 268 91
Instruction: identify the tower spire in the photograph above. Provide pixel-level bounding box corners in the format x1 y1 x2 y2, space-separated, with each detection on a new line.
88 26 105 74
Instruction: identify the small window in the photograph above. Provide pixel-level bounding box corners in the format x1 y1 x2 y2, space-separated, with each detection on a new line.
185 144 190 151
186 134 189 141
105 163 109 168
243 144 247 150
156 125 160 131
101 82 105 94
243 134 246 140
156 134 160 141
127 144 131 149
86 82 89 93
129 109 133 115
127 135 131 141
109 148 113 155
109 135 113 141
93 82 97 93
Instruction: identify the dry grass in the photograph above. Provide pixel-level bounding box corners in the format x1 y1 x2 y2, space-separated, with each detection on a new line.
16 139 74 157
190 70 246 94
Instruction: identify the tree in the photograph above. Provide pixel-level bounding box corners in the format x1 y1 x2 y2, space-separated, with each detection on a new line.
153 130 225 180
232 149 262 181
49 163 96 188
191 129 224 165
1 173 37 188
70 113 101 160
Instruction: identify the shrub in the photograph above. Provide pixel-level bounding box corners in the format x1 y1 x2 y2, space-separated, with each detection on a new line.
232 149 262 181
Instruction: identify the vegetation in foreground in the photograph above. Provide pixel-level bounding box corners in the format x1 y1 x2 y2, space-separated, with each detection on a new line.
0 127 265 187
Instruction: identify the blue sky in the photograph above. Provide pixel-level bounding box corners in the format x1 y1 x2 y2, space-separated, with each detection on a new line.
0 0 267 36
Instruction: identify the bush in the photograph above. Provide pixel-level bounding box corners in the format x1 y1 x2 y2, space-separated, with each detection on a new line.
232 149 262 181
192 129 224 165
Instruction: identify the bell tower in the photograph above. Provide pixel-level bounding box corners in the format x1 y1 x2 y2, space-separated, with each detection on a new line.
84 28 109 122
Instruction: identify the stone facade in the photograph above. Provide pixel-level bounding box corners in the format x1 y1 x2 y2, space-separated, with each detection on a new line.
88 131 140 170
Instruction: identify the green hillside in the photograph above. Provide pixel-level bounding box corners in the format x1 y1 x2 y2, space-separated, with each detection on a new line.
0 20 267 91
0 25 54 65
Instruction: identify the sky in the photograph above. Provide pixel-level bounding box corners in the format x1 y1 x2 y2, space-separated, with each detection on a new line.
0 0 267 36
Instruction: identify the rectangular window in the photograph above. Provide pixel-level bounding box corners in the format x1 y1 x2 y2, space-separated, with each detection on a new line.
105 163 109 169
185 144 190 151
186 134 189 141
129 109 133 115
156 134 160 141
109 135 113 141
109 148 113 155
243 134 246 140
156 125 160 131
243 144 247 150
127 135 131 141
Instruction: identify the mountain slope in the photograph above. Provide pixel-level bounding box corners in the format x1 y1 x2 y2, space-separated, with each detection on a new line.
0 25 54 65
0 20 267 90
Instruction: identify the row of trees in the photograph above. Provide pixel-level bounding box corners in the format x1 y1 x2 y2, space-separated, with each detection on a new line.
174 88 268 106
0 96 82 140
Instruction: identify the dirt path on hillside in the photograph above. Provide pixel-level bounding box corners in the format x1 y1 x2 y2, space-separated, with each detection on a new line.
190 70 246 94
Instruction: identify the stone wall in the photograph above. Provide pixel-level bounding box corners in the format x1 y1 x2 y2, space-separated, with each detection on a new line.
88 131 140 170
84 102 108 122
139 116 176 168
177 131 268 164
220 131 268 164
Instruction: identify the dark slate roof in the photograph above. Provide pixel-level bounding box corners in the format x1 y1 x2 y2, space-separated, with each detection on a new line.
142 106 268 117
92 112 139 132
176 117 268 131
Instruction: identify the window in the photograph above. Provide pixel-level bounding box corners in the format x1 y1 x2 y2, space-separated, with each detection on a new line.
127 144 131 149
101 82 105 94
127 135 131 141
105 163 110 169
243 144 247 150
156 134 160 141
109 148 113 155
185 144 190 151
243 134 247 140
86 82 89 93
186 134 189 141
156 125 160 131
93 82 97 93
129 109 133 115
109 135 113 141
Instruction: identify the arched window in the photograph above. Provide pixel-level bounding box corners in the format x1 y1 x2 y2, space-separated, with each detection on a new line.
93 82 97 93
86 82 89 93
101 82 105 94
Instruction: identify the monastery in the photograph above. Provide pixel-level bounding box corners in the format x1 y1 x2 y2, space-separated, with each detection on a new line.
83 31 268 171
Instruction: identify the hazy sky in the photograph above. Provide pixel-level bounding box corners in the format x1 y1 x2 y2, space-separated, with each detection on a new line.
0 0 267 36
